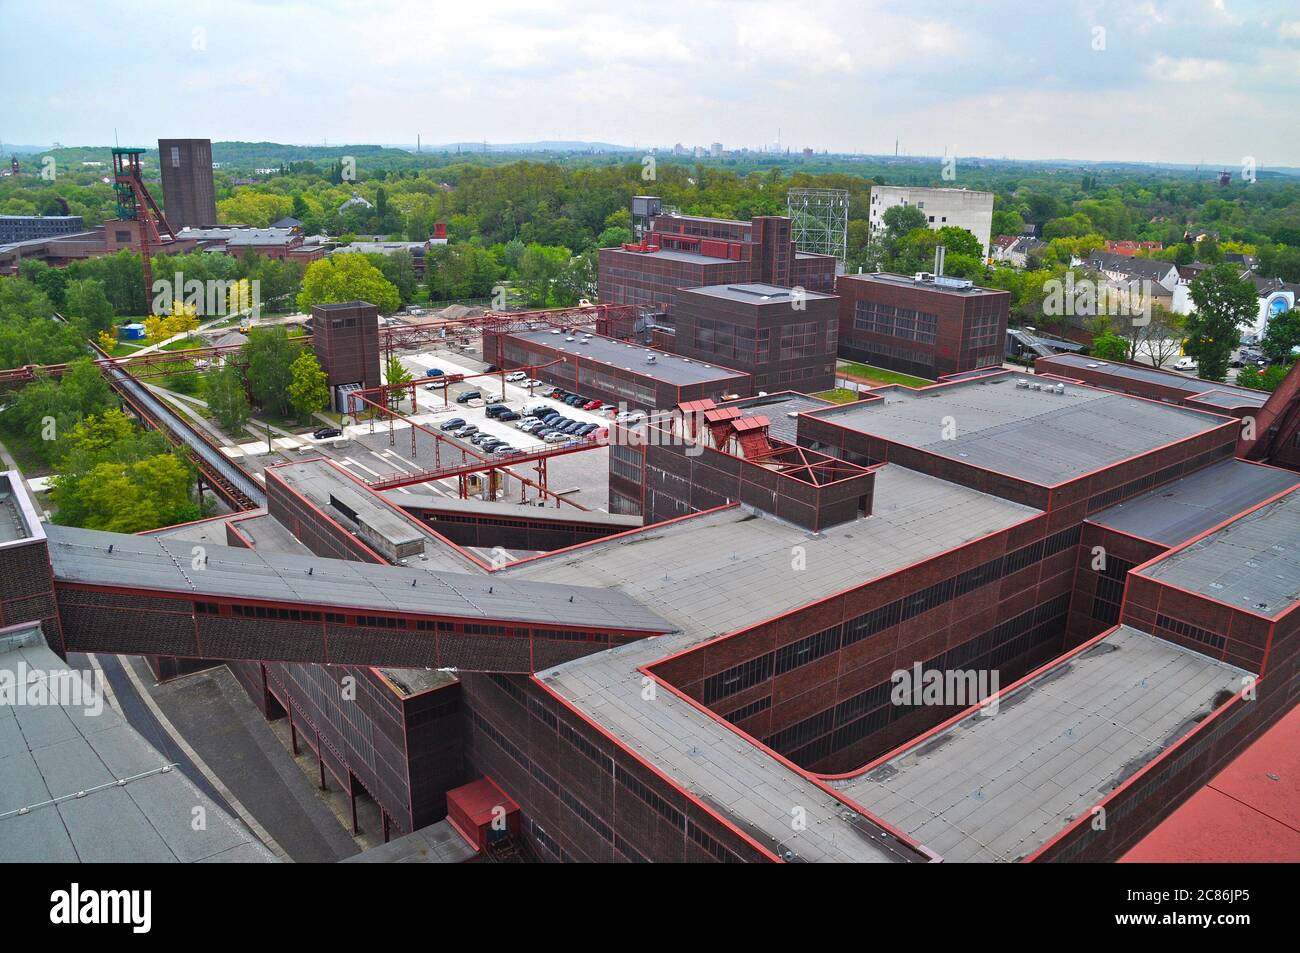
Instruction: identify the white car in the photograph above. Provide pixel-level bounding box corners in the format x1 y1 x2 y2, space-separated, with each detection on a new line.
525 378 544 388
515 416 539 429
424 380 447 390
544 432 568 443
1174 356 1197 370
505 371 528 382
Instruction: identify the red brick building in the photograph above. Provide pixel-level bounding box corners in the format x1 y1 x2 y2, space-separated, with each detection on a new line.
835 272 1009 379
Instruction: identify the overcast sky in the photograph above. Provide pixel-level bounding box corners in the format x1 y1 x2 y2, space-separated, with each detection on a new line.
4 0 1298 165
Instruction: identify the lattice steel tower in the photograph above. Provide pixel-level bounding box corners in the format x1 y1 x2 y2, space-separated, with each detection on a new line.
786 188 849 263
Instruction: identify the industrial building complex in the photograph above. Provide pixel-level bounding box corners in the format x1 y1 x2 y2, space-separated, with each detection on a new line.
3 313 1299 862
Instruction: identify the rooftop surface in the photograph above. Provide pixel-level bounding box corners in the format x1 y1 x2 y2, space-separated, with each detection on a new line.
340 818 477 863
1040 353 1269 407
1120 701 1300 862
1088 459 1300 547
722 391 834 444
506 463 1039 862
831 625 1248 863
684 282 836 305
0 473 35 545
603 245 739 265
511 328 749 386
386 491 643 529
0 626 276 863
44 523 674 634
809 374 1230 484
1136 487 1300 618
839 272 1006 297
272 460 426 551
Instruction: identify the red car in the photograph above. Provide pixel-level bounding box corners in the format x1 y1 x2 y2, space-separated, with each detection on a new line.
583 400 603 410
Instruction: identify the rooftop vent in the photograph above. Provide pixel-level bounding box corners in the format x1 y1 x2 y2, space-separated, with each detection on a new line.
646 354 657 363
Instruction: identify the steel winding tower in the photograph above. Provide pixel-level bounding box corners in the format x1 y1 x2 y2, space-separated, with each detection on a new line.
112 148 176 316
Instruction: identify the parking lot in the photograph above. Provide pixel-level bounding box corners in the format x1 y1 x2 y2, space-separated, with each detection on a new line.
275 349 617 509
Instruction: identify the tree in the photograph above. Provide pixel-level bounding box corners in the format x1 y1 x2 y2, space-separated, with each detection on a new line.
597 226 633 248
880 204 927 244
385 355 412 388
48 409 199 533
1236 363 1292 393
64 278 116 333
296 253 400 313
1091 333 1129 361
206 361 252 432
518 244 570 306
288 350 329 421
243 327 298 417
1185 264 1259 381
1259 307 1300 364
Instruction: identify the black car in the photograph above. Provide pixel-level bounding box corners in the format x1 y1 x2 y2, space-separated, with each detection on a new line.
562 420 585 434
565 395 584 406
456 390 482 404
576 423 599 436
542 413 564 425
479 438 502 451
484 364 499 372
439 418 466 431
497 410 521 421
313 426 343 439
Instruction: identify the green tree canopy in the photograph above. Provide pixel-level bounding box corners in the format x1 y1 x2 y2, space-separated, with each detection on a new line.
1185 264 1259 382
296 253 400 313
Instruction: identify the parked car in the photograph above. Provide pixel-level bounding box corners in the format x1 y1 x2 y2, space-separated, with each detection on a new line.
544 432 568 443
498 410 521 421
484 404 509 418
439 418 466 431
576 423 599 436
471 432 495 446
456 424 478 438
479 438 502 452
313 426 343 439
424 368 445 378
525 378 544 388
1174 356 1197 370
493 445 516 456
484 396 506 406
583 400 603 410
484 364 499 372
505 371 528 382
563 421 585 434
424 379 447 390
456 390 482 404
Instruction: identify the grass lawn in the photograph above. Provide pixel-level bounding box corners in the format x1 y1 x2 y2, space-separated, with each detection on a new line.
811 388 860 404
836 361 932 388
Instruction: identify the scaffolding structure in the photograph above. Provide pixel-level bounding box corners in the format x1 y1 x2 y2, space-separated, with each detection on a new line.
786 187 849 263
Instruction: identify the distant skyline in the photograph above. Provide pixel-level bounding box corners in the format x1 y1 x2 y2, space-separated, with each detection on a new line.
4 0 1299 166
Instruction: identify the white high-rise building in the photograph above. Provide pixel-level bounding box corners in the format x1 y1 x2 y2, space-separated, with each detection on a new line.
710 142 723 157
868 186 994 255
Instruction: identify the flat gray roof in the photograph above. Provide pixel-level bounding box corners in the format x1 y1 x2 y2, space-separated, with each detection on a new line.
1137 487 1300 617
685 282 835 304
813 375 1230 484
386 492 642 529
840 272 1006 297
273 461 425 552
1042 353 1268 407
0 626 276 863
722 391 834 443
604 246 736 265
832 625 1248 862
1089 459 1300 546
45 523 673 634
341 818 476 863
511 329 748 386
506 464 1039 862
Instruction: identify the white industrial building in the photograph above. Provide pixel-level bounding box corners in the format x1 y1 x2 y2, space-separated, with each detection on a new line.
868 186 994 254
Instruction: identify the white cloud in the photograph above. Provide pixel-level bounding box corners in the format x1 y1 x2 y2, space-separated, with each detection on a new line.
1146 54 1229 82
